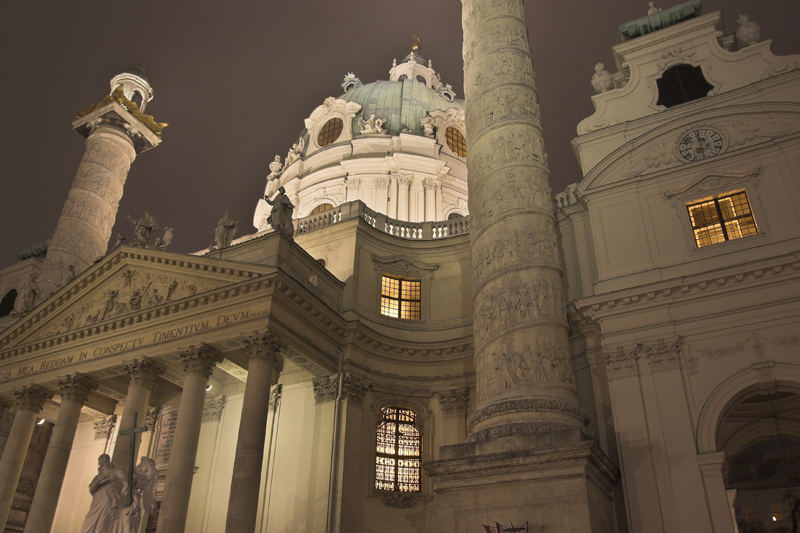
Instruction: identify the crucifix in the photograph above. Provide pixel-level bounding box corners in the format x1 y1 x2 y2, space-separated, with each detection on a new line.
118 411 148 506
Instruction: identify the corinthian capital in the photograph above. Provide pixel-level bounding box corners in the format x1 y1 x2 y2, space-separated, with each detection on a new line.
58 373 97 404
15 385 52 412
125 357 163 389
179 344 224 378
243 330 284 370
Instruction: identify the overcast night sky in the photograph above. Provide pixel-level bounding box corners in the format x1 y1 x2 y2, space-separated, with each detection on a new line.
0 1 798 268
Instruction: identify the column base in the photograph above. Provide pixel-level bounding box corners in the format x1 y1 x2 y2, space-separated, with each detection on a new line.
426 436 618 533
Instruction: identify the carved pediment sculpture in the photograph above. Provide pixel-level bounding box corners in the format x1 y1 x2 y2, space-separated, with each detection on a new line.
371 255 439 279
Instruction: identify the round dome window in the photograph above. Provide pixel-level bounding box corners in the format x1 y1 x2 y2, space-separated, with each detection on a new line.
318 118 344 147
445 127 467 157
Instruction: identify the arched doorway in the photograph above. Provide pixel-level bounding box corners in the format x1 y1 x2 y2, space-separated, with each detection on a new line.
717 389 800 532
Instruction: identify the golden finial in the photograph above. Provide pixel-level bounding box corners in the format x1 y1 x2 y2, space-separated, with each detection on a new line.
410 34 421 52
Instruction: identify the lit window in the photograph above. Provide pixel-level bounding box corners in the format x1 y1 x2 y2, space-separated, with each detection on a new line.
687 190 757 247
317 118 343 147
375 407 421 492
380 276 420 320
310 203 334 215
445 127 467 157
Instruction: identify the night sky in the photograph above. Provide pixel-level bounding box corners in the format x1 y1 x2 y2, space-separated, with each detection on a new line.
1 1 798 268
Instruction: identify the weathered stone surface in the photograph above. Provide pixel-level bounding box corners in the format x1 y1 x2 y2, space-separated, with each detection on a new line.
463 0 584 441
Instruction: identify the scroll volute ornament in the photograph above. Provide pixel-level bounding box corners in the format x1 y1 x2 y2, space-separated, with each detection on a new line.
243 330 284 371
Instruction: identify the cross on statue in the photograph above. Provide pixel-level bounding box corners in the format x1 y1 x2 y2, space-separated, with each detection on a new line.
118 412 148 506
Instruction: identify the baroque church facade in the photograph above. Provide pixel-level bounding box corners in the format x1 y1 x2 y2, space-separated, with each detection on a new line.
0 2 799 532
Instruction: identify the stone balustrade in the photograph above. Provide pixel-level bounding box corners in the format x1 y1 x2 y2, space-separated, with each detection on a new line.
295 200 469 240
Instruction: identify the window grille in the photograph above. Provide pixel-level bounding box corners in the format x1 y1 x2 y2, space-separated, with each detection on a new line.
687 190 757 247
380 276 421 320
375 407 421 492
317 118 344 147
445 127 467 157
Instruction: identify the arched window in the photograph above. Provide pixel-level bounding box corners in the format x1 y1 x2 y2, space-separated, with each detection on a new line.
310 203 334 215
0 290 17 317
447 212 464 220
415 75 427 84
398 74 408 81
445 127 467 157
656 64 713 108
375 406 421 492
317 118 344 147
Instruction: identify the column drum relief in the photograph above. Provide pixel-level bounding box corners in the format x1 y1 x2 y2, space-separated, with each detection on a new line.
463 0 584 441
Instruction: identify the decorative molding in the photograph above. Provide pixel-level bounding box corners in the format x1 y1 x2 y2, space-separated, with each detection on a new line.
312 374 338 403
243 329 284 369
145 406 160 431
436 387 469 414
638 338 681 373
202 395 225 422
304 97 362 152
371 255 439 278
93 414 116 440
57 373 97 403
468 398 588 430
378 490 420 509
15 385 52 411
179 343 224 378
665 169 760 203
126 357 163 389
606 346 639 380
467 421 577 443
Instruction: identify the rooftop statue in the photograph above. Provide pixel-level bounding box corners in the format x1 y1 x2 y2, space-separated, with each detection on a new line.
285 137 306 167
736 15 761 48
647 2 662 15
212 209 239 250
591 63 614 93
421 113 435 137
358 113 387 135
265 186 294 239
128 210 157 248
17 272 39 313
154 226 174 250
80 454 126 533
267 155 283 180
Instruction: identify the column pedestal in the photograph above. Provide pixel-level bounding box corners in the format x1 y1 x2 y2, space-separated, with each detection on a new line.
156 345 222 533
0 386 52 529
24 374 96 533
225 331 283 533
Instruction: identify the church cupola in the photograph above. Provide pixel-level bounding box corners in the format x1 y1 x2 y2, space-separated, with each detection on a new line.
110 66 153 112
389 35 443 90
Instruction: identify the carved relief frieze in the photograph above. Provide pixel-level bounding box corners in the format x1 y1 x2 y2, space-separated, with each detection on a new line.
472 227 559 287
379 490 420 509
469 127 546 176
606 346 639 380
312 374 338 403
202 395 225 422
436 387 469 414
93 414 116 440
372 255 439 279
638 338 681 373
469 169 551 230
41 268 220 337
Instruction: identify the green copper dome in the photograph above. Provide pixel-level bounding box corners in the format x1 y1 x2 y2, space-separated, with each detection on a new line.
340 79 460 136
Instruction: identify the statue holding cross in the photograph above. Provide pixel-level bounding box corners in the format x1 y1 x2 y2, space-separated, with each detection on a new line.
111 412 157 533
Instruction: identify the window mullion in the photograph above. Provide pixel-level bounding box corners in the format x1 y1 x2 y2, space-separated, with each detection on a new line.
713 198 729 241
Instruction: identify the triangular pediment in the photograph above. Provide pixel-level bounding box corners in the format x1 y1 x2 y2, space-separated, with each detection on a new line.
579 102 800 193
0 247 271 349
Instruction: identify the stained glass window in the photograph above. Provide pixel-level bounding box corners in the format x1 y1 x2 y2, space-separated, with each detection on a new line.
445 127 467 157
375 407 421 492
687 190 757 247
380 276 421 320
317 118 343 147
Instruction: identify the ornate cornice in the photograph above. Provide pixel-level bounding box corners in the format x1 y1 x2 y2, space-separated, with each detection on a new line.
15 385 52 412
576 254 800 319
57 373 97 403
179 344 223 378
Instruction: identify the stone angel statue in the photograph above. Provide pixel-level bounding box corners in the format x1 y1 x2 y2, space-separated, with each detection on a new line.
80 454 127 533
111 457 158 533
358 113 387 134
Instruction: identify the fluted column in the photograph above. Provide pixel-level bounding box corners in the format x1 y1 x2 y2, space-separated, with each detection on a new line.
0 385 52 529
156 344 223 533
24 374 96 533
409 176 423 221
111 358 161 470
423 177 439 221
225 331 284 533
462 0 585 442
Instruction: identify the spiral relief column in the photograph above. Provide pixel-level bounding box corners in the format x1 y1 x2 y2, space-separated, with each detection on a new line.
462 0 586 442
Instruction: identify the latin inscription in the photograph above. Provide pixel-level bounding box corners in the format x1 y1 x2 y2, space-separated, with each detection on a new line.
0 308 266 383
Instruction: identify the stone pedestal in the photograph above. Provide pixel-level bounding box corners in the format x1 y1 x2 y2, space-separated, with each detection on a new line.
111 358 161 470
426 438 617 533
225 331 283 533
0 386 52 529
156 344 222 533
24 374 95 533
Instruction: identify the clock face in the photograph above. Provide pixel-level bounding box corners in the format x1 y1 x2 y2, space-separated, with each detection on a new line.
678 128 724 162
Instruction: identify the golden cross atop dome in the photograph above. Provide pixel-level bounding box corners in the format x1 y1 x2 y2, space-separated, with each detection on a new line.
410 34 421 52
